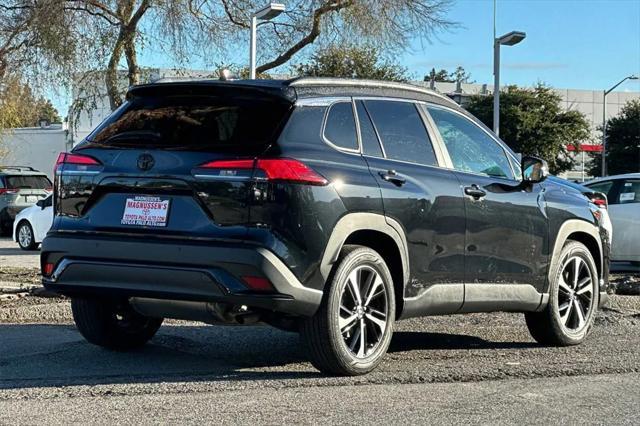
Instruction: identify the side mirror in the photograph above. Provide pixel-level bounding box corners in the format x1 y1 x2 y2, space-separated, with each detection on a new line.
521 156 549 183
36 199 45 208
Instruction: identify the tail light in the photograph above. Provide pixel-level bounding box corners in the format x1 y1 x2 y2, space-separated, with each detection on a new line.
587 192 608 209
199 158 328 186
55 152 102 174
0 188 18 195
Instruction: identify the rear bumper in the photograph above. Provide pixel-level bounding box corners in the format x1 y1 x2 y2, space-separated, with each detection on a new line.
41 233 322 316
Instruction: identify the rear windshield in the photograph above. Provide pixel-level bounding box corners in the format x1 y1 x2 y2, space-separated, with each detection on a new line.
84 94 291 152
6 175 52 189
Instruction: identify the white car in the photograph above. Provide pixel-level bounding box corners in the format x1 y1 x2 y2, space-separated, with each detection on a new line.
585 173 640 265
12 194 53 250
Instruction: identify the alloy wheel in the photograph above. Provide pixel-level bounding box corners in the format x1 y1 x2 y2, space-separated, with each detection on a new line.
18 224 32 248
556 255 594 333
339 265 389 358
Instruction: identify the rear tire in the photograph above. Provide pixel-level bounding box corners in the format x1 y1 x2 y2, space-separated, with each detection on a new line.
17 221 37 250
300 245 395 376
71 297 163 350
525 241 599 346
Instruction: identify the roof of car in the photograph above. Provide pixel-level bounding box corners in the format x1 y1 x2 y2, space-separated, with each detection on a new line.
586 173 640 185
127 77 460 108
0 166 46 176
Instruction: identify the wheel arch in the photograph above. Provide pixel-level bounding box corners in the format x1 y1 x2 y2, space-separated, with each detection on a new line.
547 219 603 293
320 213 409 317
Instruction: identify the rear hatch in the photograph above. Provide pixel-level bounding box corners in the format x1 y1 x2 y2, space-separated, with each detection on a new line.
1 174 52 207
54 82 294 241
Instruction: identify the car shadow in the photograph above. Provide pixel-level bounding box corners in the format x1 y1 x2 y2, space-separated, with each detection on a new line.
389 331 537 352
0 323 536 390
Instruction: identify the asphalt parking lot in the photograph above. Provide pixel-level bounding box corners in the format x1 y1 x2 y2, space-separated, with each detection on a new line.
1 236 639 423
0 237 40 269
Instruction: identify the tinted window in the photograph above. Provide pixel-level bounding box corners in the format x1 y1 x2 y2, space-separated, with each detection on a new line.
428 106 515 179
6 175 52 189
615 179 640 204
85 95 290 152
364 100 437 166
586 180 615 199
356 101 383 157
324 102 358 150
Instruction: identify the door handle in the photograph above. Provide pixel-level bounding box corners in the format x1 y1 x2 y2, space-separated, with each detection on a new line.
379 170 406 186
464 184 486 199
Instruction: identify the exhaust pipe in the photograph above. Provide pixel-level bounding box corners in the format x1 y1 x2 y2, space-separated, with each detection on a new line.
129 297 261 325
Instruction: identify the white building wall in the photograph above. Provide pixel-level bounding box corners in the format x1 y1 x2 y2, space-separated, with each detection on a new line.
0 127 71 179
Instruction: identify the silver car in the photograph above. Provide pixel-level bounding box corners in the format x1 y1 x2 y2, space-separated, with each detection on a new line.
586 173 640 265
0 166 52 235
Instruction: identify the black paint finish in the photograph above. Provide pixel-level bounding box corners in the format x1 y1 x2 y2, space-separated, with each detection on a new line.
44 79 609 320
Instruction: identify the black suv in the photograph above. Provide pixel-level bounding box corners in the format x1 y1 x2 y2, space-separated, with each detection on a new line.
43 78 609 375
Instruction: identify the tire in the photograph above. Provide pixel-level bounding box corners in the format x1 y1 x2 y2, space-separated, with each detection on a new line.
16 221 37 251
525 240 599 346
71 297 163 351
300 245 396 376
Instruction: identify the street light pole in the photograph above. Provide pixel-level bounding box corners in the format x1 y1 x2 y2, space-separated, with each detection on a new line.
492 31 526 137
249 3 285 80
601 75 638 176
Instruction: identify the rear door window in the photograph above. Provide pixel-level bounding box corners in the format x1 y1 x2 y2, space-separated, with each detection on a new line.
5 175 52 189
364 100 437 166
615 179 640 204
323 102 358 151
85 94 291 153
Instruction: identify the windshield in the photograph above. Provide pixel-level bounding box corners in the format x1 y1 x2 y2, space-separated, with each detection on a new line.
84 94 291 152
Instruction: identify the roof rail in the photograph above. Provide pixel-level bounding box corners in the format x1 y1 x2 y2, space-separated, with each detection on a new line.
288 77 458 105
0 166 37 172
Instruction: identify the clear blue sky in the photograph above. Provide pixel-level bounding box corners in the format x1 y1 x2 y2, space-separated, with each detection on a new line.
400 0 640 91
53 0 640 115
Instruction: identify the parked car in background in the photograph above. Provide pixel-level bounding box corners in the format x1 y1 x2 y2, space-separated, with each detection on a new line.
585 173 640 265
43 78 610 376
0 166 52 235
12 194 53 250
547 176 613 245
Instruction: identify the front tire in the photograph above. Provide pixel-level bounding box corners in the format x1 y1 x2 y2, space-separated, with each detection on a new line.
301 245 395 376
525 241 599 346
17 221 37 250
71 298 163 350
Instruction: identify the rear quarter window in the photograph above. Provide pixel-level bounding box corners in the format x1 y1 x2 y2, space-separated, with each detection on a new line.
323 102 358 151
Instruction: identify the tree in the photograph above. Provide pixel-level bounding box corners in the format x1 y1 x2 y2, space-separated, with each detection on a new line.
2 1 456 113
424 68 452 82
0 76 61 127
220 0 455 75
589 99 640 176
423 66 472 83
466 84 592 174
295 45 409 81
450 65 473 84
